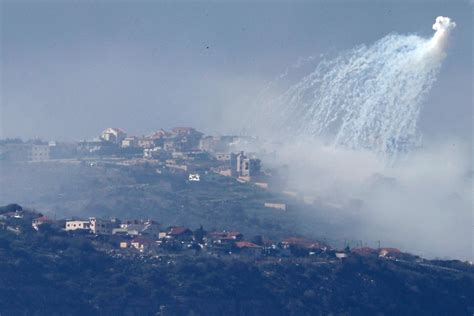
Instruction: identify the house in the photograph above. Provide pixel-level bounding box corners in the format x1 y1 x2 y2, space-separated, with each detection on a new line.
378 247 401 258
32 216 52 231
121 137 138 148
214 153 232 161
335 252 348 259
30 144 50 162
218 169 232 177
138 137 157 149
234 241 262 256
208 231 244 250
166 226 193 241
163 140 177 152
120 237 153 252
65 220 91 231
143 147 165 159
231 151 261 177
169 127 203 151
148 129 170 140
140 220 161 238
130 237 153 252
188 173 200 181
114 220 161 238
282 237 324 251
89 217 119 235
100 128 127 144
211 167 232 177
208 231 244 242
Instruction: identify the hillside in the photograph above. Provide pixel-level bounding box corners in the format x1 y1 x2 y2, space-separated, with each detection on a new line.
0 226 473 316
0 161 352 242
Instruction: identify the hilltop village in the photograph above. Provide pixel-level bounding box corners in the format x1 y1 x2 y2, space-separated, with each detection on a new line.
0 126 405 259
0 127 287 197
2 203 413 261
1 129 474 316
1 127 471 262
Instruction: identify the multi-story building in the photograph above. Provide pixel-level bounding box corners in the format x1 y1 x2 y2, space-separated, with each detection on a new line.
232 151 261 177
30 144 50 161
100 128 127 144
0 141 50 162
121 136 138 148
89 217 119 235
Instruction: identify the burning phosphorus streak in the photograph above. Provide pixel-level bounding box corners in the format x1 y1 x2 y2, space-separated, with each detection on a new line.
261 16 456 164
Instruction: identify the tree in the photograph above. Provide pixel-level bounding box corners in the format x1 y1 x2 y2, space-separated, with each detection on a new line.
0 203 23 214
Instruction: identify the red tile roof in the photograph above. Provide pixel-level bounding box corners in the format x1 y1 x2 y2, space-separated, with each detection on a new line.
168 226 191 236
235 241 261 249
33 216 51 223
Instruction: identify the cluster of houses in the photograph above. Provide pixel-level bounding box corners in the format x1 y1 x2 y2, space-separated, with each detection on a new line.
1 127 268 183
94 127 265 182
0 204 412 261
62 216 296 256
0 128 290 209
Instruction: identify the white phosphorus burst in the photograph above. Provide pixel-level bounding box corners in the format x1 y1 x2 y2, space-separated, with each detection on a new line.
260 16 455 164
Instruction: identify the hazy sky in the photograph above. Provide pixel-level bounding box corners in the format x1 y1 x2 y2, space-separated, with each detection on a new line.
1 0 472 141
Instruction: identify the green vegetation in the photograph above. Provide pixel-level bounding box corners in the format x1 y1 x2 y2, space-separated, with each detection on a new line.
0 162 338 241
0 226 473 315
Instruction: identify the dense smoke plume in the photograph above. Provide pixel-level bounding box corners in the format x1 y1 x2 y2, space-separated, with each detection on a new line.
246 17 471 260
254 17 457 164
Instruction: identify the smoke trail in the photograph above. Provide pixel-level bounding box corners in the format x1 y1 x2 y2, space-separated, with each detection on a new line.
258 17 456 163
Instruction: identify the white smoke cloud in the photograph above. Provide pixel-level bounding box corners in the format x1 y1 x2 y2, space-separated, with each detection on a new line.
430 16 456 54
252 17 457 165
432 16 457 32
246 16 470 260
268 137 472 261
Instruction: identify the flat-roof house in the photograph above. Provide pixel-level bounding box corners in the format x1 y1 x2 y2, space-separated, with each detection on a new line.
65 220 91 231
130 237 153 252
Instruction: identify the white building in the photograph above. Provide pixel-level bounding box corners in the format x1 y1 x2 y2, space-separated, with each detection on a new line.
65 220 91 231
188 173 200 181
114 220 161 238
121 136 138 148
100 128 127 144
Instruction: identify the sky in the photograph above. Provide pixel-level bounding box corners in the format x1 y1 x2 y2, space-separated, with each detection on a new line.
1 0 472 141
